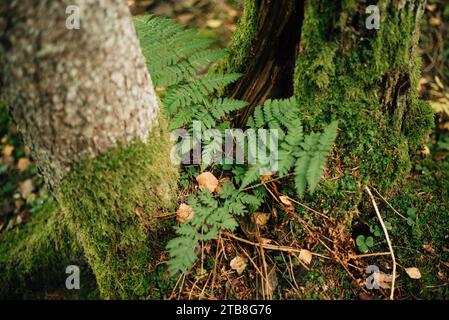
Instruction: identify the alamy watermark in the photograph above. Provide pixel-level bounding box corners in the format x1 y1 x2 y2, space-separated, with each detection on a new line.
65 265 80 290
65 5 80 30
366 5 380 30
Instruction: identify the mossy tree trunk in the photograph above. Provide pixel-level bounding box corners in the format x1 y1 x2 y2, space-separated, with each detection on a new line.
0 0 177 299
225 0 433 192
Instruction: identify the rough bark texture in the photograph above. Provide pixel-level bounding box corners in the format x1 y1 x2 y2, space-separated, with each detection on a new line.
0 0 159 187
231 0 304 128
215 0 304 128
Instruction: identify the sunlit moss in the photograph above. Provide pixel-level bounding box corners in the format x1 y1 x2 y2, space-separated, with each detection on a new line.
213 0 259 76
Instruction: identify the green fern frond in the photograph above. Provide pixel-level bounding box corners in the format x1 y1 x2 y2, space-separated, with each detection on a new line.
135 15 247 134
242 100 338 195
208 98 248 120
294 152 311 196
166 184 262 276
239 164 262 190
164 73 241 115
248 97 301 131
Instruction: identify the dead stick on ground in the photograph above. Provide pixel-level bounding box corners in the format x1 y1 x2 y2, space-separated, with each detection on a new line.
222 231 330 259
209 231 223 297
353 252 391 258
255 224 270 299
365 186 397 300
288 197 331 220
373 188 407 220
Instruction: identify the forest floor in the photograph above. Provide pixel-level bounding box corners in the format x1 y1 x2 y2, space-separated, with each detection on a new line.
1 0 448 299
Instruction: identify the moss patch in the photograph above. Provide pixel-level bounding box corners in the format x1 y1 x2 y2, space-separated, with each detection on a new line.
57 117 178 299
356 152 449 299
0 198 85 299
213 0 259 76
294 0 433 194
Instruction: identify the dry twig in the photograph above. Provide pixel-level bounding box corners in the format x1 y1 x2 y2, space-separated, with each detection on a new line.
365 186 397 300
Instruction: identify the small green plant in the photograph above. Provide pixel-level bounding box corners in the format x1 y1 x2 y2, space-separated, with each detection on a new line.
370 224 382 237
244 98 339 195
370 220 392 237
407 208 418 227
356 235 374 253
166 182 261 275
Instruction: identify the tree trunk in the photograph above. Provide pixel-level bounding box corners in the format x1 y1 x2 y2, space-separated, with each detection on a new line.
0 0 178 299
226 0 304 128
224 0 433 193
0 0 159 187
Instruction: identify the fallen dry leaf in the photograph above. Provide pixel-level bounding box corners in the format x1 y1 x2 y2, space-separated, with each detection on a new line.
17 158 31 172
2 145 14 156
230 256 247 275
134 206 144 218
177 13 195 24
207 19 223 29
420 145 430 156
261 238 273 245
253 212 270 226
14 199 24 209
196 172 219 193
19 179 34 199
176 203 194 223
263 265 278 297
298 249 313 265
429 17 442 26
405 267 422 279
423 243 436 254
279 195 293 206
437 271 447 282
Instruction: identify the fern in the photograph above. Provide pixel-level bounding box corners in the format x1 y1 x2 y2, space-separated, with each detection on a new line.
136 15 249 169
135 15 245 127
164 73 242 115
166 183 262 276
245 98 339 195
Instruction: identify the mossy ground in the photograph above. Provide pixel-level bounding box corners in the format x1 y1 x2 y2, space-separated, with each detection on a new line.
213 0 258 77
0 197 97 299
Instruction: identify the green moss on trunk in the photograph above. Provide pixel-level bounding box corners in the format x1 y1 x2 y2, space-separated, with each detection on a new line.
293 0 433 192
214 0 259 76
57 117 178 299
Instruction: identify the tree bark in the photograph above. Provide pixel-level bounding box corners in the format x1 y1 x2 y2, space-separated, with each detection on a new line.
0 0 159 187
225 0 305 128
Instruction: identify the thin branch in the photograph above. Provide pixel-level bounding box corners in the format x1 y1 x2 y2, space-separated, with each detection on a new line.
353 252 391 259
222 231 330 259
287 197 330 220
373 188 407 220
365 186 397 300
